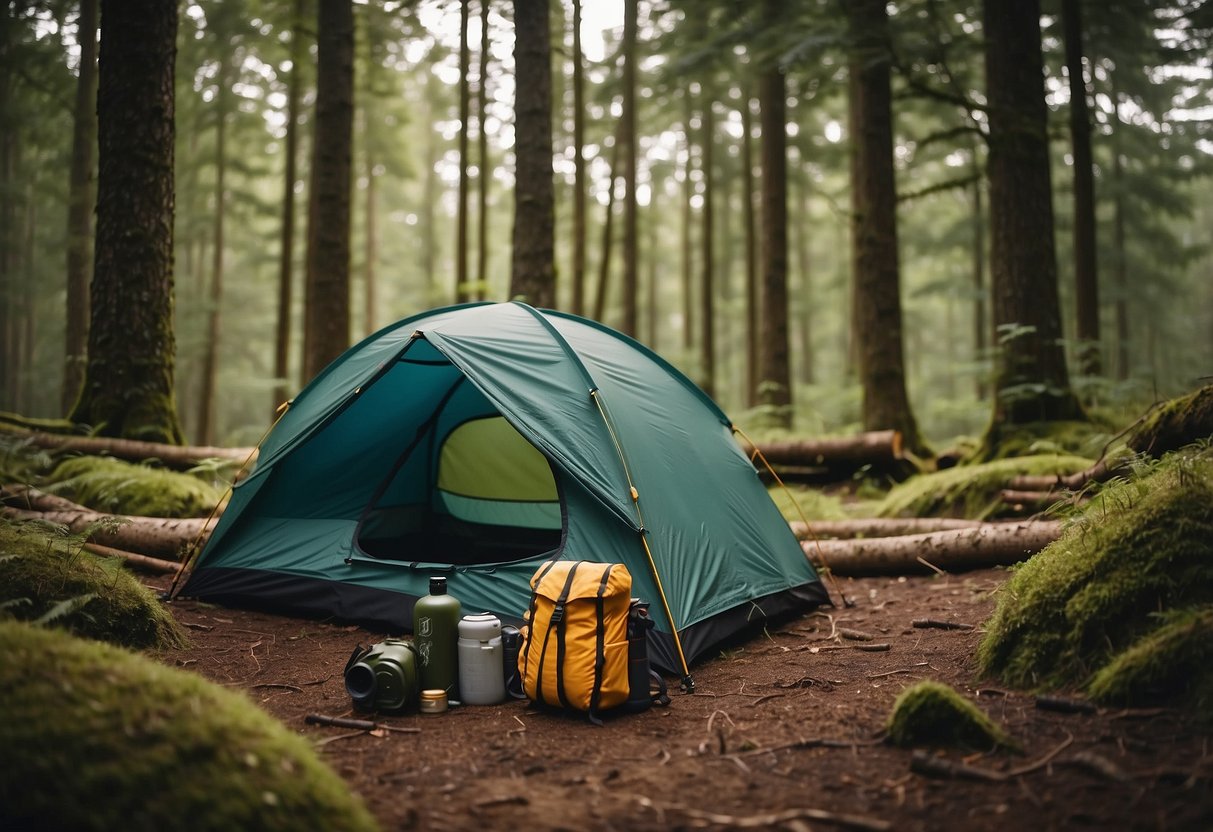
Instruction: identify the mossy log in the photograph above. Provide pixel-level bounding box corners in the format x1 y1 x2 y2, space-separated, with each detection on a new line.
1 486 211 558
791 517 984 540
751 430 902 467
803 520 1061 576
83 542 182 574
17 430 255 470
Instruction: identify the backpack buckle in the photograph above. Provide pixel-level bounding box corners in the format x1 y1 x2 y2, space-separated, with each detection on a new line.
550 602 565 624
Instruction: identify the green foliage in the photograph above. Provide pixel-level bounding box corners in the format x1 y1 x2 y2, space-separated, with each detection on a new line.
886 681 1016 751
45 456 223 517
765 484 852 524
1127 384 1213 455
976 419 1110 463
0 621 380 832
1087 606 1213 717
875 454 1092 519
976 450 1213 690
0 520 184 650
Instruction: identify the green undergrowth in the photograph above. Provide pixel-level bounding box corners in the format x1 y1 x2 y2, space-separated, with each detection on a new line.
977 449 1213 695
1087 606 1213 717
886 681 1016 751
875 454 1093 519
45 456 223 517
766 484 853 524
977 419 1111 463
1128 384 1213 455
0 520 185 649
0 621 379 832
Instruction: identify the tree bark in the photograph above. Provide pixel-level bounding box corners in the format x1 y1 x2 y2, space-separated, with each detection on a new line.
476 0 491 303
456 0 471 303
681 91 695 352
794 171 813 385
509 0 555 309
14 430 252 469
570 0 586 315
982 0 1083 431
1062 0 1100 378
846 0 927 457
971 154 987 400
699 96 716 398
803 520 1061 576
70 0 184 445
302 0 354 382
741 91 759 405
621 0 639 336
592 123 623 322
791 517 985 540
757 0 791 427
83 542 182 574
63 0 99 414
749 429 903 467
273 0 303 415
1109 73 1130 381
199 54 232 448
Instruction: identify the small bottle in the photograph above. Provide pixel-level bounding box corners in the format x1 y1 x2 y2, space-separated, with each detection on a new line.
413 576 462 699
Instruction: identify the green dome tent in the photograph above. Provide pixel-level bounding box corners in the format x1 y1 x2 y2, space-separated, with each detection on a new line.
181 302 827 678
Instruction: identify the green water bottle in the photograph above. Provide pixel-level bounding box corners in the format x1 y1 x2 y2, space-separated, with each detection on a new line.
413 576 461 698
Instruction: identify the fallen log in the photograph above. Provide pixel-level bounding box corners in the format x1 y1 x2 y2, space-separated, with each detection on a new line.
751 430 903 468
82 542 181 574
1007 457 1116 493
13 430 255 470
1 487 212 559
802 520 1062 576
792 517 984 540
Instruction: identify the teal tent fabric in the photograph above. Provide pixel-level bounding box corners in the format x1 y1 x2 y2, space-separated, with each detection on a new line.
182 302 826 674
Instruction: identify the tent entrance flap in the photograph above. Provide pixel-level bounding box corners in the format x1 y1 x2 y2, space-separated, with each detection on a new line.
356 356 563 565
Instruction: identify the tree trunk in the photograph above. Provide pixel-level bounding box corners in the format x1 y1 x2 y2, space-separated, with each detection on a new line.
422 70 440 295
645 185 659 348
982 0 1083 432
741 92 759 405
971 153 987 400
509 0 555 309
749 429 903 468
273 0 303 414
63 0 99 414
804 520 1061 576
70 0 184 444
1110 74 1130 381
0 6 13 412
0 506 210 560
758 0 792 427
456 0 470 303
794 171 813 385
570 0 586 316
681 92 695 352
699 96 716 398
302 0 354 382
476 0 491 302
846 0 927 458
13 431 252 469
1062 0 1100 378
84 542 182 574
620 0 639 336
198 58 231 448
592 124 623 322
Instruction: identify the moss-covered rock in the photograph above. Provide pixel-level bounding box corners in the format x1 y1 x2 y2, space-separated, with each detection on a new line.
1128 384 1213 456
0 520 185 650
0 621 379 832
1087 606 1213 715
46 456 223 517
977 451 1213 689
875 454 1092 519
886 681 1015 750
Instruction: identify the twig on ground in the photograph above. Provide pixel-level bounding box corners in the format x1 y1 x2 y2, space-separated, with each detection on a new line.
669 804 892 831
911 618 974 631
867 663 929 679
251 682 303 693
1035 694 1098 714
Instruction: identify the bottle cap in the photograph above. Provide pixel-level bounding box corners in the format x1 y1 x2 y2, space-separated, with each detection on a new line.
429 576 447 595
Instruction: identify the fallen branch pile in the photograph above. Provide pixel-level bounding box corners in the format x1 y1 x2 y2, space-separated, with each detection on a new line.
8 430 254 471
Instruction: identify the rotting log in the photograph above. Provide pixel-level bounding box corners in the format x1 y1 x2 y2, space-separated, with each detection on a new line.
1008 457 1116 493
12 430 255 470
802 520 1061 576
792 517 984 540
82 542 181 574
1 487 212 559
751 430 903 468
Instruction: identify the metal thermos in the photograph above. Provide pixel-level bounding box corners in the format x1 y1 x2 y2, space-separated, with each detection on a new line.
625 599 656 712
413 576 461 698
457 613 506 705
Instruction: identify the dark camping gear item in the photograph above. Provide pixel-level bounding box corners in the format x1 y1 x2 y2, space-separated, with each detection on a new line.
625 599 670 712
344 639 419 713
413 576 461 698
501 625 523 697
457 613 506 705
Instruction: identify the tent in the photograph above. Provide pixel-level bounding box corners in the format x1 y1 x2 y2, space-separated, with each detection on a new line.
181 302 827 677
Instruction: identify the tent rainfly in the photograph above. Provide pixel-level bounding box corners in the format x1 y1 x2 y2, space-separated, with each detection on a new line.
180 302 828 679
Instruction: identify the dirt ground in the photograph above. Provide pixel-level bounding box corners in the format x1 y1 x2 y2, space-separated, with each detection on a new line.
148 568 1213 832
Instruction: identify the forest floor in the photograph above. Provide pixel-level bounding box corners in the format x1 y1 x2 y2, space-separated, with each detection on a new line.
148 568 1213 832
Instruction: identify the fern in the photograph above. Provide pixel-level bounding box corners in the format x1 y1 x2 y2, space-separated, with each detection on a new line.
35 593 98 626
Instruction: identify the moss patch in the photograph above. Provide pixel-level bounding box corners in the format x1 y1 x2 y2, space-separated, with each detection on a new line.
0 621 379 832
875 454 1092 520
977 419 1106 463
1128 384 1213 456
766 484 853 524
0 520 185 650
977 451 1213 690
1087 606 1213 716
45 456 223 517
886 681 1015 750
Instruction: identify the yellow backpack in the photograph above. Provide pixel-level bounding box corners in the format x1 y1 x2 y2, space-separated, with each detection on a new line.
520 560 632 719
